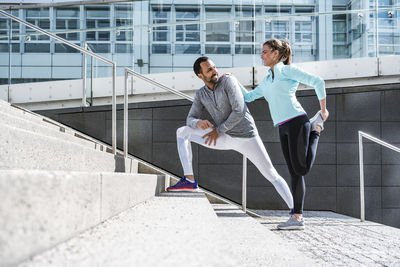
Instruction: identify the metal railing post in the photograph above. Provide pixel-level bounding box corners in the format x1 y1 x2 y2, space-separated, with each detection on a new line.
242 156 247 213
7 16 11 102
359 132 365 222
82 43 87 107
124 69 129 157
112 63 117 155
358 131 400 223
90 55 94 104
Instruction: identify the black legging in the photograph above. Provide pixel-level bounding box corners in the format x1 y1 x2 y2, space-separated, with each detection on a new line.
278 114 320 214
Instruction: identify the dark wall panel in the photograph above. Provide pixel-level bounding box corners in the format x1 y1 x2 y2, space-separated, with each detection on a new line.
37 86 400 228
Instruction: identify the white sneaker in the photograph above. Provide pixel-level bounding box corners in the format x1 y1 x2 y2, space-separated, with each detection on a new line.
277 216 305 230
309 110 324 132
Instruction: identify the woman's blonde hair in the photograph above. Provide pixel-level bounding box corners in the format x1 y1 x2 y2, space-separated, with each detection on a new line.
263 38 292 65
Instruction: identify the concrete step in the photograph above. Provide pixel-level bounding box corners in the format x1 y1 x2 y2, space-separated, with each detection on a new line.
0 110 98 150
0 100 122 156
0 100 44 124
0 170 165 267
15 192 241 267
212 204 316 266
0 101 83 139
0 123 136 173
13 192 315 267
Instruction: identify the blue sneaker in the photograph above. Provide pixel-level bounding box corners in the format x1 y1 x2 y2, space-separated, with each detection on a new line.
167 176 198 192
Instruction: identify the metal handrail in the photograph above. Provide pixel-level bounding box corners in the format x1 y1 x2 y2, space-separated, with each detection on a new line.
125 69 194 102
0 9 117 154
358 131 400 222
124 68 249 213
82 43 94 107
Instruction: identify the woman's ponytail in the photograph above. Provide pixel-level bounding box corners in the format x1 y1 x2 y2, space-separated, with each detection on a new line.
281 41 292 65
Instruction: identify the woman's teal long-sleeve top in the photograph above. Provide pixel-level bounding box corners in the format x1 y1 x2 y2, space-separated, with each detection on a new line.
241 62 326 126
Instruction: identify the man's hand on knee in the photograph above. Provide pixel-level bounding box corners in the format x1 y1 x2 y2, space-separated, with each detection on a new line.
202 128 219 146
197 120 214 130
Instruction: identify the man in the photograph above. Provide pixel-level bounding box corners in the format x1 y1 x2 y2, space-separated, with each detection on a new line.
167 57 293 212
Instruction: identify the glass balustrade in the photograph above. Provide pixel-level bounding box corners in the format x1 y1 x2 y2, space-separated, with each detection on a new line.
0 0 399 87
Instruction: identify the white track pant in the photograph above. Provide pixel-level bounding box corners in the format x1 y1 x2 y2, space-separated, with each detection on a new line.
176 126 294 209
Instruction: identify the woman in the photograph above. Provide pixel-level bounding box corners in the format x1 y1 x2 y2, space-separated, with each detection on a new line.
241 39 329 230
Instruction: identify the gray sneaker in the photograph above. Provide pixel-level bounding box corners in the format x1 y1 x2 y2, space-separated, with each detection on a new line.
310 110 324 132
277 216 305 230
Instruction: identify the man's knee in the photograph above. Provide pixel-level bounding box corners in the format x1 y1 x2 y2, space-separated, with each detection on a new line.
176 126 190 139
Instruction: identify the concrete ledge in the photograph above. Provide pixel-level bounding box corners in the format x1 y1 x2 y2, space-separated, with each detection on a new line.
138 161 165 175
213 204 316 265
0 170 163 267
0 123 134 173
0 101 43 123
101 173 165 220
0 110 97 149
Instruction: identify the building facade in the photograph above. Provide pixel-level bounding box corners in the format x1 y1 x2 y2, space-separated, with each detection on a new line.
0 0 399 83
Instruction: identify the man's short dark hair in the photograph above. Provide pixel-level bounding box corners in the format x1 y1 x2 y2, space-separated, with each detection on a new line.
193 56 209 76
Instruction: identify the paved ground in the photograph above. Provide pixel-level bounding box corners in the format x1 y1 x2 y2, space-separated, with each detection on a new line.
252 209 400 266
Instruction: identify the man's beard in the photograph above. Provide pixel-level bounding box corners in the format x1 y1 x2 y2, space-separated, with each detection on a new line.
207 73 218 84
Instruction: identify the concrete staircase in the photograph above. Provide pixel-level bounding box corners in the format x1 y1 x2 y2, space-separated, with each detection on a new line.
14 193 315 267
0 99 166 266
0 99 315 266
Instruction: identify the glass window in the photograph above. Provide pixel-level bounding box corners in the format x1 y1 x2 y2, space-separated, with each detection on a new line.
265 21 289 40
87 43 110 53
152 7 170 42
86 6 110 41
152 44 171 54
25 43 50 53
264 5 291 40
206 7 231 42
151 6 171 54
0 17 9 38
175 44 201 54
55 43 80 53
235 7 256 44
235 44 253 54
0 10 19 53
55 7 79 41
116 44 133 53
0 43 8 53
26 8 50 41
205 44 230 54
56 8 79 17
206 22 230 41
0 43 19 53
175 7 200 42
295 6 313 14
86 7 109 18
295 21 312 42
175 7 200 54
333 33 346 42
265 6 291 15
26 9 49 18
333 45 348 58
115 4 133 43
333 6 348 59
